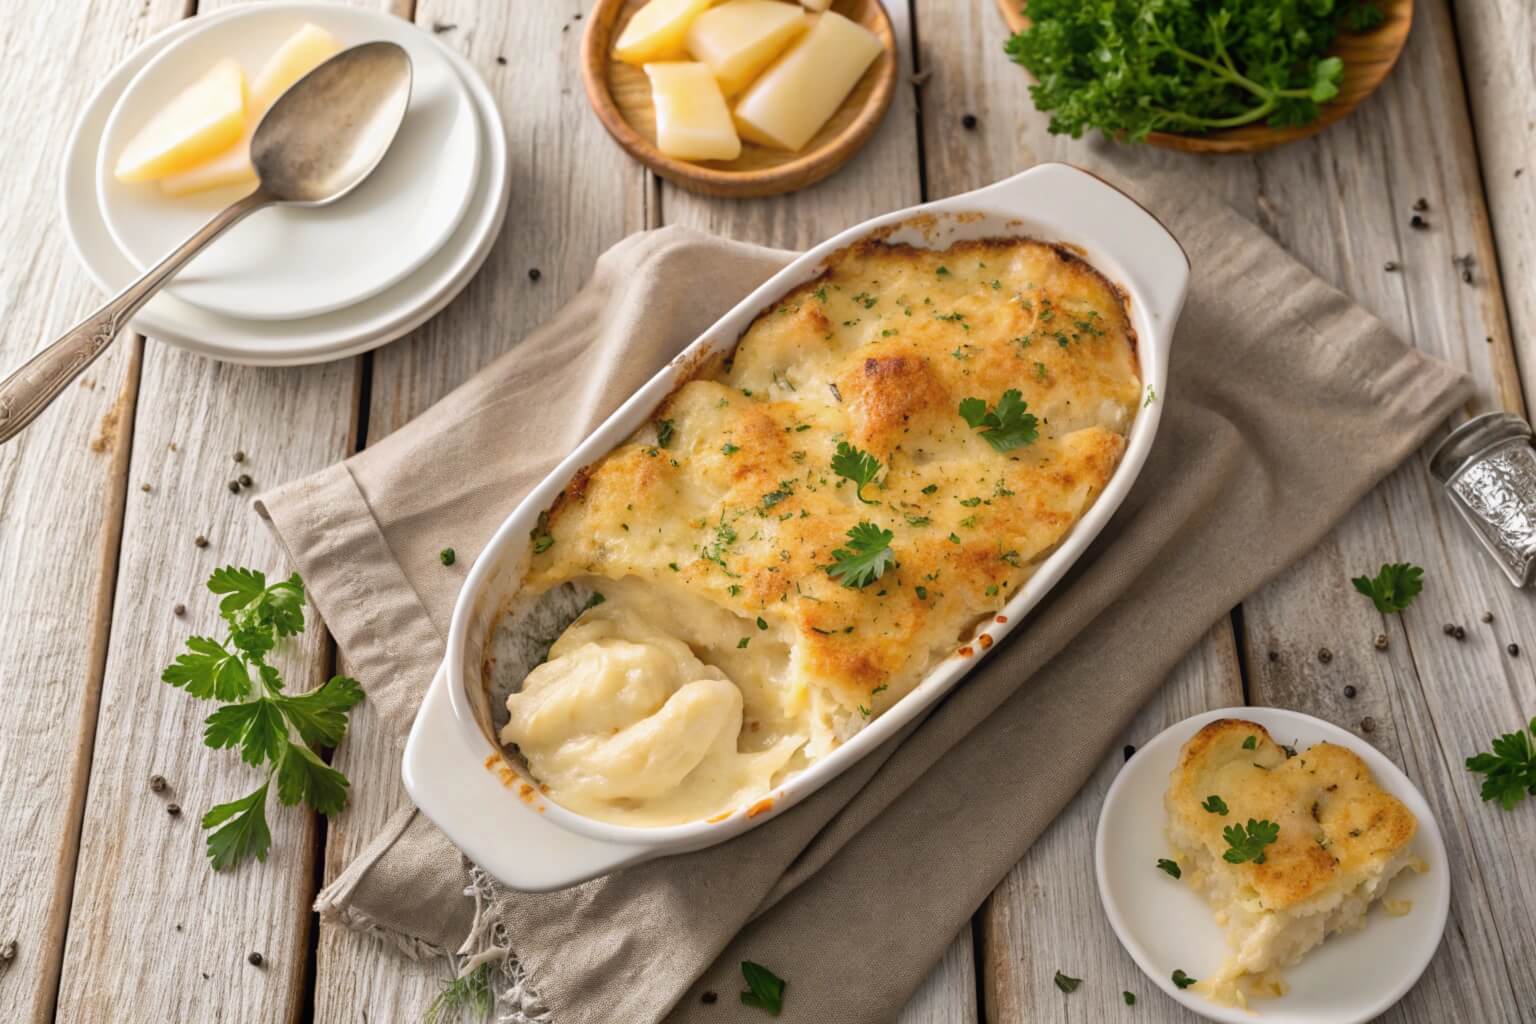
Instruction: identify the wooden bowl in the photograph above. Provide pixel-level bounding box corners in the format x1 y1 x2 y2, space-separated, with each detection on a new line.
994 0 1413 154
582 0 898 197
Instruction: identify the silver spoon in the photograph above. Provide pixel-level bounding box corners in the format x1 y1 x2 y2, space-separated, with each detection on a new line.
0 41 412 444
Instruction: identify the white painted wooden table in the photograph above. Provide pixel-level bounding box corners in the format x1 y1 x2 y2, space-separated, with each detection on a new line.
2 1 1533 1021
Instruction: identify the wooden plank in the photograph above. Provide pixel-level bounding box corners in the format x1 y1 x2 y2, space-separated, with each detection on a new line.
49 0 388 1018
1452 0 1536 413
310 1 650 1020
0 1 187 1021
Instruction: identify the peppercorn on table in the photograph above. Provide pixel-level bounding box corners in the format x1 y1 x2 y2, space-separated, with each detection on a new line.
2 1 1534 1021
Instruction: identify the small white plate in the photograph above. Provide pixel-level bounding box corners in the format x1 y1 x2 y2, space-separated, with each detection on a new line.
61 3 510 366
96 4 480 321
1096 707 1450 1024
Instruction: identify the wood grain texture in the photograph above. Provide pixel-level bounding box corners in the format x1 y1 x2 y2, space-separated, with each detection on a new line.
0 1 181 1021
585 0 898 197
1452 0 1536 416
994 0 1414 155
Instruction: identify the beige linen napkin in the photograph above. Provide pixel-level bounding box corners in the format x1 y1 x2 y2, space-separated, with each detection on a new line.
258 174 1469 1024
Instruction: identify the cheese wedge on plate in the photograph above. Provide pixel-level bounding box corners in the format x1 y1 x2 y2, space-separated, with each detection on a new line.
732 11 882 151
114 58 247 183
614 0 713 64
685 1 808 97
160 23 342 197
644 62 742 161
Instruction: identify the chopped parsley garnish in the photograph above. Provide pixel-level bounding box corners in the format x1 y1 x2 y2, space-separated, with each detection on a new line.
1144 385 1156 407
831 441 883 504
959 497 981 507
921 484 938 495
1171 969 1197 990
905 515 931 527
738 637 750 649
438 547 455 566
936 265 951 276
1351 562 1424 614
1242 735 1257 750
760 481 794 511
530 511 554 554
1466 717 1536 810
1222 819 1280 864
1123 991 1136 1005
826 522 896 589
740 960 786 1015
756 616 768 630
1201 794 1228 815
1053 970 1082 993
1156 858 1181 879
655 418 675 448
915 586 928 600
959 389 1039 452
584 592 606 609
721 442 741 456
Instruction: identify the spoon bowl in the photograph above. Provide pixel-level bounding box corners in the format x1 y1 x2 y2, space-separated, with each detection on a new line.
253 41 412 205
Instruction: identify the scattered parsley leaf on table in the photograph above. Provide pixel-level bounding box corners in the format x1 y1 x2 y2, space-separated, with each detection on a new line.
740 961 786 1015
162 566 364 870
826 522 896 589
1054 970 1083 993
1222 818 1280 864
1003 0 1382 141
960 389 1038 452
1466 718 1536 810
1352 562 1424 613
831 441 883 503
1171 969 1197 990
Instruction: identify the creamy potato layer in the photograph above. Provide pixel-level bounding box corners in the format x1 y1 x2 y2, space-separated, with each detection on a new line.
502 236 1141 825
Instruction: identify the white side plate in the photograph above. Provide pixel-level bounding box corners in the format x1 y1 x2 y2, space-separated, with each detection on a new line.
1097 706 1450 1024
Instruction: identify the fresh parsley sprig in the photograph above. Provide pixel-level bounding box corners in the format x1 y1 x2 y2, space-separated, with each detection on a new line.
831 441 883 504
959 390 1038 452
1466 717 1536 811
826 522 896 589
1352 562 1424 614
740 960 786 1015
1005 0 1380 141
1222 818 1280 864
161 566 364 870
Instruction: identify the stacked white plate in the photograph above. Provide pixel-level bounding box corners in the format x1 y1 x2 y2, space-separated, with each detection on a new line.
63 2 510 366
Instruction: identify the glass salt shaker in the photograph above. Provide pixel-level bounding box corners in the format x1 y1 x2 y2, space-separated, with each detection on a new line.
1430 411 1536 587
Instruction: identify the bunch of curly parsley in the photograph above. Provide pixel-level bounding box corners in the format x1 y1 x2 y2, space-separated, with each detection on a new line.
1005 0 1385 140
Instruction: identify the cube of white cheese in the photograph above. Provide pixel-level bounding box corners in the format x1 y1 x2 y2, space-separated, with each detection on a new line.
614 0 713 65
685 1 809 97
732 11 883 152
644 62 742 161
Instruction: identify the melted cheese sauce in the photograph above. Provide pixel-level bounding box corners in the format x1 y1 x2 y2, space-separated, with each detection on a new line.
504 237 1141 825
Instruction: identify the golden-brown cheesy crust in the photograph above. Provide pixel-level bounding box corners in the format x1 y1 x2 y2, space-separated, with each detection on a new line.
1167 719 1417 911
526 237 1141 711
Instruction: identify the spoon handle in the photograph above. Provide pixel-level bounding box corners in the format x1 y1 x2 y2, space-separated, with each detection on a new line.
0 189 270 445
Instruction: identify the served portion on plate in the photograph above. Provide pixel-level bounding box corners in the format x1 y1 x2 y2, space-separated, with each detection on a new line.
498 235 1142 826
1165 719 1425 1008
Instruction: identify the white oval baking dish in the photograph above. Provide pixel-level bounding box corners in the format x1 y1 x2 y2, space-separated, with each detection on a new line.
403 163 1190 891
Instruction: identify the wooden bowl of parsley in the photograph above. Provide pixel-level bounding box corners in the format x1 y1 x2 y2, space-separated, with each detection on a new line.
997 0 1412 154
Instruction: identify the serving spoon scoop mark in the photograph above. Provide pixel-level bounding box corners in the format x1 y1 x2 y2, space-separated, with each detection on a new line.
0 41 412 445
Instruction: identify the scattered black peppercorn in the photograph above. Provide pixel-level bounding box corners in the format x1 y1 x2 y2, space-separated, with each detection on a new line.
528 267 542 281
228 480 241 494
150 774 167 793
194 535 208 548
1463 270 1473 284
1454 626 1466 640
701 991 718 1005
233 450 245 463
1317 647 1333 664
1344 685 1357 699
141 482 152 492
1360 716 1376 733
1413 197 1428 212
1267 650 1279 663
1482 611 1494 623
238 473 252 487
248 952 264 967
1383 260 1399 272
961 113 978 130
167 803 182 816
1373 634 1388 651
1123 744 1136 762
496 56 507 66
0 940 15 963
174 603 185 616
1443 623 1456 636
439 547 456 566
431 21 456 33
1508 643 1520 657
1409 214 1426 229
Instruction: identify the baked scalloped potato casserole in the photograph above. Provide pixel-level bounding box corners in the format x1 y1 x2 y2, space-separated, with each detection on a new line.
1165 719 1423 1006
500 236 1143 825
